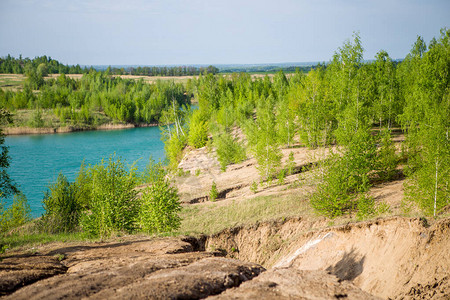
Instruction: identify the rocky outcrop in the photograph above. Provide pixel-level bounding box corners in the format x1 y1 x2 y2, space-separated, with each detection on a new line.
2 218 448 299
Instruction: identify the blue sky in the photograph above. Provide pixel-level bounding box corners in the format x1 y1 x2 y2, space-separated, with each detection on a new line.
0 0 448 65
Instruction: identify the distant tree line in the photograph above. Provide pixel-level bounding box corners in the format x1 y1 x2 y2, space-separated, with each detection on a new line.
0 55 88 74
0 55 220 77
111 65 219 76
220 64 319 74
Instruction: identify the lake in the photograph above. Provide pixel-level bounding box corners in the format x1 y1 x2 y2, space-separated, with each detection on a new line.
5 126 166 217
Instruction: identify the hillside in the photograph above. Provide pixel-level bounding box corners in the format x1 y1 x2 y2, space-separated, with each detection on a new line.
1 143 449 299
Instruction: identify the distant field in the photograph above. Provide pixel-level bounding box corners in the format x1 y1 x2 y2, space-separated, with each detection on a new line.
0 74 26 91
0 73 284 93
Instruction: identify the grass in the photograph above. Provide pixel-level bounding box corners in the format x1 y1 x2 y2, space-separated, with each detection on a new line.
176 193 313 236
7 109 113 129
1 232 89 252
0 74 25 91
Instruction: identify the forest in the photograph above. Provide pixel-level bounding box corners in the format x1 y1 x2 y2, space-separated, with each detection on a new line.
0 70 189 127
0 55 219 76
0 29 448 242
164 29 449 218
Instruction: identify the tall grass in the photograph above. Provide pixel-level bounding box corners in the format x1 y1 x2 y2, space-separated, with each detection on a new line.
177 193 311 235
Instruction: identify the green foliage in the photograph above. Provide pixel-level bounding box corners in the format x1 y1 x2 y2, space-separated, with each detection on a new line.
81 156 139 237
400 29 450 217
35 155 182 237
375 130 399 181
277 169 286 185
250 181 258 193
0 193 31 233
0 109 18 198
311 153 354 217
404 122 449 216
139 177 181 234
3 69 189 127
246 95 282 180
139 157 166 184
297 68 334 148
214 131 246 171
209 181 218 202
165 132 187 170
356 194 376 220
28 108 45 128
311 129 376 217
73 162 92 209
286 151 296 175
40 173 80 233
188 110 209 148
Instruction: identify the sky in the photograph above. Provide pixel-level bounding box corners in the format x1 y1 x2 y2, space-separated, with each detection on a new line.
0 0 449 66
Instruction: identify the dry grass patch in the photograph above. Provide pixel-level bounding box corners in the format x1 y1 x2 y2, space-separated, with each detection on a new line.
0 74 25 91
177 193 313 236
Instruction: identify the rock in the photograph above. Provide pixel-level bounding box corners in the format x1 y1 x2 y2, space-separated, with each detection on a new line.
1 238 264 300
208 268 379 299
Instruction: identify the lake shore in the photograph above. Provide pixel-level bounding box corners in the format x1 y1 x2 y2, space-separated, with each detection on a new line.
1 123 159 136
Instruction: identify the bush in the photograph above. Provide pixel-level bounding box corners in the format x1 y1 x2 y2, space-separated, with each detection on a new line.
40 173 80 233
139 177 181 234
81 156 139 237
286 151 295 175
214 131 246 171
375 130 399 181
165 133 187 170
277 169 286 185
140 157 166 184
310 154 354 217
0 193 31 233
311 129 377 218
356 194 376 220
188 120 208 149
210 181 218 202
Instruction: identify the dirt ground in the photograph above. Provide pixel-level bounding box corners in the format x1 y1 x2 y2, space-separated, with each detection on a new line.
2 217 448 299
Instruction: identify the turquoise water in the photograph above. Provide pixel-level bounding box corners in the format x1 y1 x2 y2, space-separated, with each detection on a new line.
5 127 166 217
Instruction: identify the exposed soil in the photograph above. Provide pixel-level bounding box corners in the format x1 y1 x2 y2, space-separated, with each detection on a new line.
1 234 377 299
2 217 448 299
176 145 332 204
206 217 450 299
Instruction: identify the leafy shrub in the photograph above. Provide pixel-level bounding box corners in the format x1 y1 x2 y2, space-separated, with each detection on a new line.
139 177 181 234
188 110 208 148
40 173 80 233
277 169 286 185
165 133 187 170
214 132 246 171
356 194 376 220
286 151 296 175
250 181 258 193
28 108 44 128
0 193 31 233
311 129 377 218
73 162 92 209
81 156 139 237
310 154 354 217
210 181 218 202
375 130 399 181
140 157 166 184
